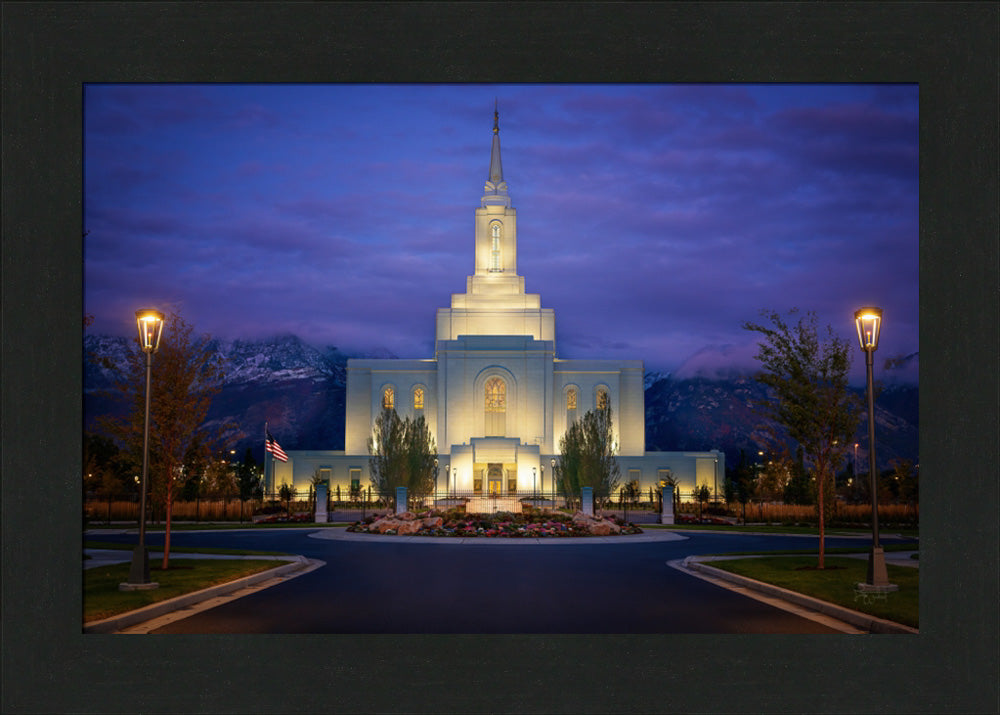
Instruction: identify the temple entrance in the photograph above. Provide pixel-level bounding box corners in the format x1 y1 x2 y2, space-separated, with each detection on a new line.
487 464 503 495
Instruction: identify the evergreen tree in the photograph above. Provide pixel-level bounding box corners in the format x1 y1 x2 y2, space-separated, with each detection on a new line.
368 407 438 504
557 406 621 505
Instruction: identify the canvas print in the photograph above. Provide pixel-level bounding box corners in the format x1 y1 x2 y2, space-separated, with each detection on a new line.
83 84 918 634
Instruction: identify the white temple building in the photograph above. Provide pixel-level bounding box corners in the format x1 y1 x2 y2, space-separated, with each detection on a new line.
275 109 723 505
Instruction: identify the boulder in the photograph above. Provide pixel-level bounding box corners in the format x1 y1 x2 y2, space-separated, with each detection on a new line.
571 510 622 535
395 519 423 535
422 516 443 529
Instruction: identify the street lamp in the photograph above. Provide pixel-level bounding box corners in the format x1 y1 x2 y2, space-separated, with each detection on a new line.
122 308 165 590
854 306 896 592
532 467 537 498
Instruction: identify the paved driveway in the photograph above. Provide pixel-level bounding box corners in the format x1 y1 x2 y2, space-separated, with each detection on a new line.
86 528 913 633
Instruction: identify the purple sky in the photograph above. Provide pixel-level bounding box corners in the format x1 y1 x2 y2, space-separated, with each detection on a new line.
84 84 918 382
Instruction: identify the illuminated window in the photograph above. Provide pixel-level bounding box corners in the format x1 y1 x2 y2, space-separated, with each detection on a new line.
485 378 505 411
566 387 578 426
413 387 424 411
485 377 506 436
489 222 502 272
382 386 394 410
597 388 609 411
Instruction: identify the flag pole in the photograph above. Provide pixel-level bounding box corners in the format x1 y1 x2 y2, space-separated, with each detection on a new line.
264 421 271 497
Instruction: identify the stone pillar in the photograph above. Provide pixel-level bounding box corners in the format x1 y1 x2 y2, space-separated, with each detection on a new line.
396 486 408 515
581 486 594 516
314 483 328 523
660 485 674 525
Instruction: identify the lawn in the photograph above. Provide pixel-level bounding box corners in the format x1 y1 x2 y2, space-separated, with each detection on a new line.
84 559 284 623
707 555 918 628
84 540 290 556
643 522 919 537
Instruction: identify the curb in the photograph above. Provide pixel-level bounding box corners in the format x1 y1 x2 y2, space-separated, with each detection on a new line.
309 527 688 545
84 556 314 634
682 557 918 634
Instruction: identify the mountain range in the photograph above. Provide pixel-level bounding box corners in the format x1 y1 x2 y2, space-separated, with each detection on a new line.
84 334 918 473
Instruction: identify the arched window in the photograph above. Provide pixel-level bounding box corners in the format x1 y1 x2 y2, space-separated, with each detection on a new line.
382 386 394 410
566 387 578 426
485 377 506 436
413 387 424 411
597 387 609 411
490 222 502 272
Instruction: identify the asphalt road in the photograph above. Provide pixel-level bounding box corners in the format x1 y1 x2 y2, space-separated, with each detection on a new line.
87 528 912 633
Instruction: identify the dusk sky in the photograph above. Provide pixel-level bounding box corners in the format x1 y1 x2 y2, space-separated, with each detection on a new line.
84 83 918 382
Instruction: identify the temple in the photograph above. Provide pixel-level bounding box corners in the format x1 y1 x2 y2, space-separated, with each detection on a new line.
275 108 723 506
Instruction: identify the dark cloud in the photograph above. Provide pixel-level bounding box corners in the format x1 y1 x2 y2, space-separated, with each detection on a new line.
84 85 918 374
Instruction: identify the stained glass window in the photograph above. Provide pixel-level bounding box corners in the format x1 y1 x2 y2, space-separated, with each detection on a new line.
485 377 505 411
382 386 394 410
567 389 577 410
413 387 424 410
597 388 609 410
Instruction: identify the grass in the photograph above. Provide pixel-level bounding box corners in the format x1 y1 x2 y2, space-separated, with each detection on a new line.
707 555 918 628
84 540 291 556
708 543 918 557
642 522 919 538
84 559 284 623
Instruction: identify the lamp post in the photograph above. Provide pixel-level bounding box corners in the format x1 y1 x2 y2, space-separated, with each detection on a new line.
550 457 557 503
122 308 165 591
854 307 897 592
532 467 537 498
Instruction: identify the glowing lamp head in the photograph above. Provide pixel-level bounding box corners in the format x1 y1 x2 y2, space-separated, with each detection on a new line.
135 309 165 353
854 307 883 352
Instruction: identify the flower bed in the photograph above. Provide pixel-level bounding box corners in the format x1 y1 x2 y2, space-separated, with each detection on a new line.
346 508 643 537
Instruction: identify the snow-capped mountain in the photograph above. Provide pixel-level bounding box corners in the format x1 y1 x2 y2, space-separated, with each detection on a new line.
85 334 918 471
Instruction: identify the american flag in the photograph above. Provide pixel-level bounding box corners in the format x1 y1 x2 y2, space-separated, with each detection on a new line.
265 429 288 462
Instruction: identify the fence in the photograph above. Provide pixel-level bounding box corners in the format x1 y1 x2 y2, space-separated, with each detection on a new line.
85 488 919 527
84 493 267 525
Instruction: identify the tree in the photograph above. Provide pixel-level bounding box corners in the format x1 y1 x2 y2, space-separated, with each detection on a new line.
97 312 225 569
693 485 711 521
731 449 757 524
237 448 262 502
368 407 438 506
890 458 918 505
783 446 813 506
279 482 297 517
744 308 861 568
557 406 621 507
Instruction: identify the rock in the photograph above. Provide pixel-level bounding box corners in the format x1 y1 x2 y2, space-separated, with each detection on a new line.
397 519 424 535
571 510 622 535
422 516 443 529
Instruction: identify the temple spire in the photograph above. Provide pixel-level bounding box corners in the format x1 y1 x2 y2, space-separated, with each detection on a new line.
488 101 504 184
483 102 509 207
